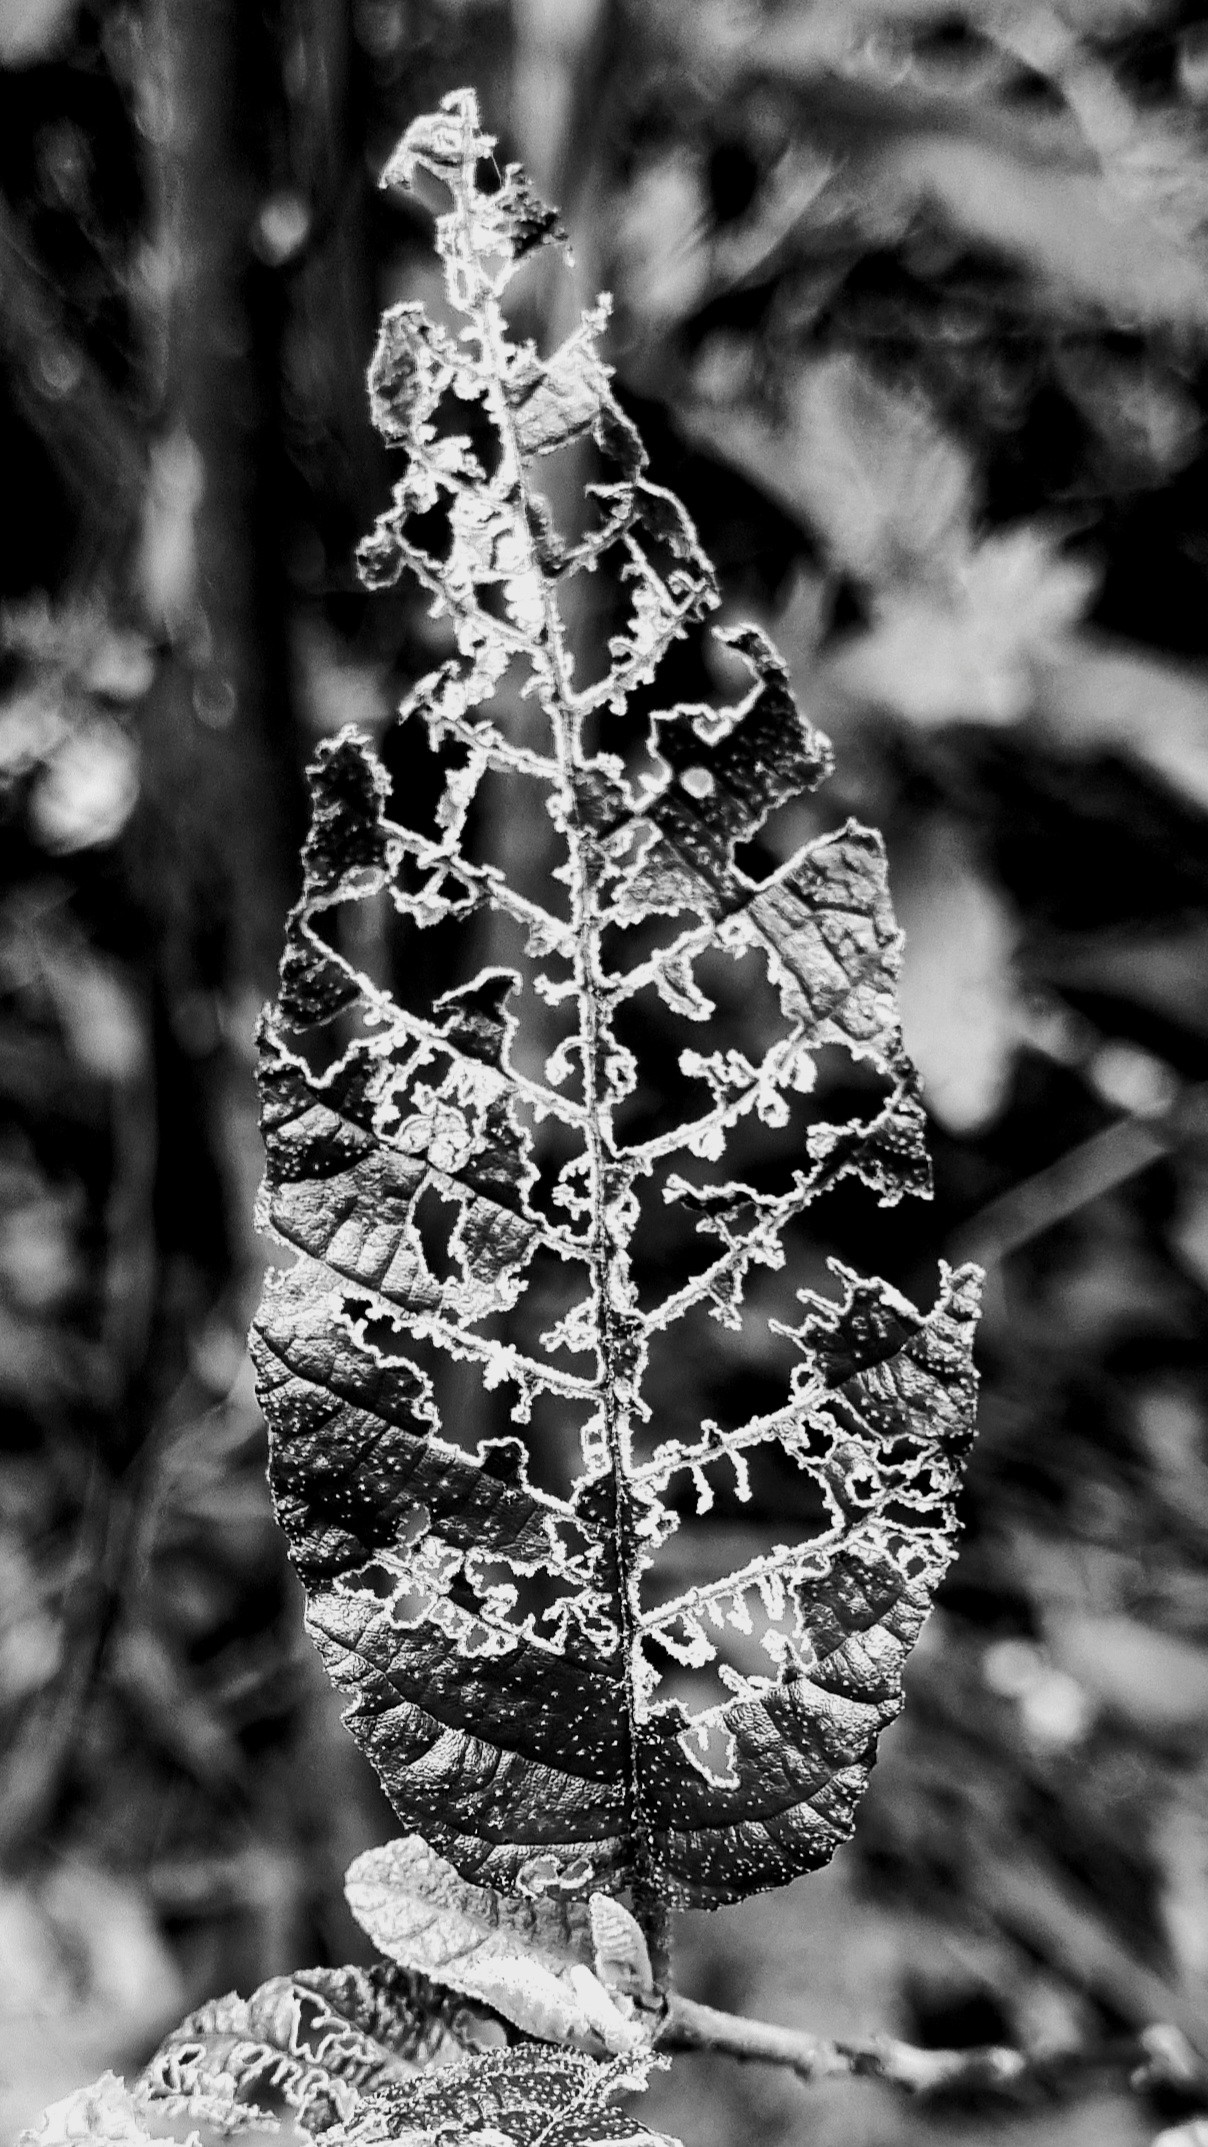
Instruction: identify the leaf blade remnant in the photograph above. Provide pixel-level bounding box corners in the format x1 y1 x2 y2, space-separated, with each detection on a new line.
339 2048 680 2147
250 87 981 1922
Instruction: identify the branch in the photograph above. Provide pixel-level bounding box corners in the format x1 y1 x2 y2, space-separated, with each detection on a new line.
657 1991 1208 2100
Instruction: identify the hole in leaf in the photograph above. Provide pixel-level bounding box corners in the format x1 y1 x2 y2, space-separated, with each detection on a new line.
357 1560 400 1601
389 1584 434 1626
412 1183 459 1286
436 390 501 483
398 1500 432 1544
679 1716 738 1785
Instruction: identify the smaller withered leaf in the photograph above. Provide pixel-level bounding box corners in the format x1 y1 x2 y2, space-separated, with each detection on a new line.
250 88 981 1920
345 1836 652 2055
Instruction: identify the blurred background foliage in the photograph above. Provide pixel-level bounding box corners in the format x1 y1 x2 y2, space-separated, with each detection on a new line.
4 3 1208 2144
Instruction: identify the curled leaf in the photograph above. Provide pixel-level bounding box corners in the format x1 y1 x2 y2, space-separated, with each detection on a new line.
345 1839 651 2055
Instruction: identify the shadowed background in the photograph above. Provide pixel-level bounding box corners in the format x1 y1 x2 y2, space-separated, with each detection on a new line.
3 4 1208 2144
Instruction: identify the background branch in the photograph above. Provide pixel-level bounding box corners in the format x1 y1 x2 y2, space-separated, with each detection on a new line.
659 1990 1206 2101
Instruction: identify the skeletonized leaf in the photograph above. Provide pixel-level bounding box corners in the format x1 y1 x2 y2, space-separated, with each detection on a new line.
251 87 981 1916
137 1966 492 2134
344 1838 650 2054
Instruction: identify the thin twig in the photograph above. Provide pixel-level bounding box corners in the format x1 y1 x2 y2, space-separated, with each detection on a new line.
659 1991 1025 2090
657 1990 1207 2099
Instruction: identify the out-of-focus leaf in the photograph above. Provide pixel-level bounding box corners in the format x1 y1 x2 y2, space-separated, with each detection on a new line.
135 427 205 638
1037 635 1208 811
345 1838 652 2056
1053 346 1201 491
895 820 1020 1136
0 1529 61 1701
254 89 979 1923
614 155 711 331
687 360 1098 734
292 620 390 743
0 0 77 65
872 132 1208 327
0 1181 81 1314
681 351 973 584
30 720 139 855
1171 1166 1208 1298
1045 1613 1208 1737
829 531 1096 728
1157 1794 1208 1994
108 1625 246 1791
705 6 1208 327
0 685 67 783
80 628 155 707
982 1637 1094 1752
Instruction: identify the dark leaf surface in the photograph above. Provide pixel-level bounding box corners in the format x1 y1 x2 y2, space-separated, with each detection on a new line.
250 90 982 1914
340 2049 677 2147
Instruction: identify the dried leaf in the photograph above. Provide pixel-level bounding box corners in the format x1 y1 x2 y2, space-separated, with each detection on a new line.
0 0 77 65
0 1864 186 2145
1036 634 1208 811
588 1899 654 2001
137 1966 488 2135
710 6 1208 327
344 1838 650 2054
251 89 981 1916
831 532 1096 731
682 353 974 588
